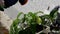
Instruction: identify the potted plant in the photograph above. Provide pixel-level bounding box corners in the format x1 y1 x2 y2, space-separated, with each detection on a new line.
49 6 60 34
37 6 60 34
10 6 60 34
42 6 60 34
40 6 59 26
10 11 51 34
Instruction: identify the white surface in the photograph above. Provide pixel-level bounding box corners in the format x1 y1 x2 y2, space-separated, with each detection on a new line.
4 0 60 19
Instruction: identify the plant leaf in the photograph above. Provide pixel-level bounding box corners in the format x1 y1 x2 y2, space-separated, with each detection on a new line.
17 12 23 19
50 6 60 18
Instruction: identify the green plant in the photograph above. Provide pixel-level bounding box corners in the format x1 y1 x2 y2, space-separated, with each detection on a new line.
10 6 60 34
10 11 43 34
10 12 24 34
40 6 59 25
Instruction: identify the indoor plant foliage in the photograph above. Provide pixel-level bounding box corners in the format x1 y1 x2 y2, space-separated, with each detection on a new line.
10 6 60 34
10 11 43 34
41 6 60 26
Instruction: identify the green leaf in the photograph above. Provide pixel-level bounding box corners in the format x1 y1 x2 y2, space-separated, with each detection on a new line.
17 12 23 19
40 15 50 25
10 19 20 34
35 11 43 15
10 12 24 34
50 6 60 18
